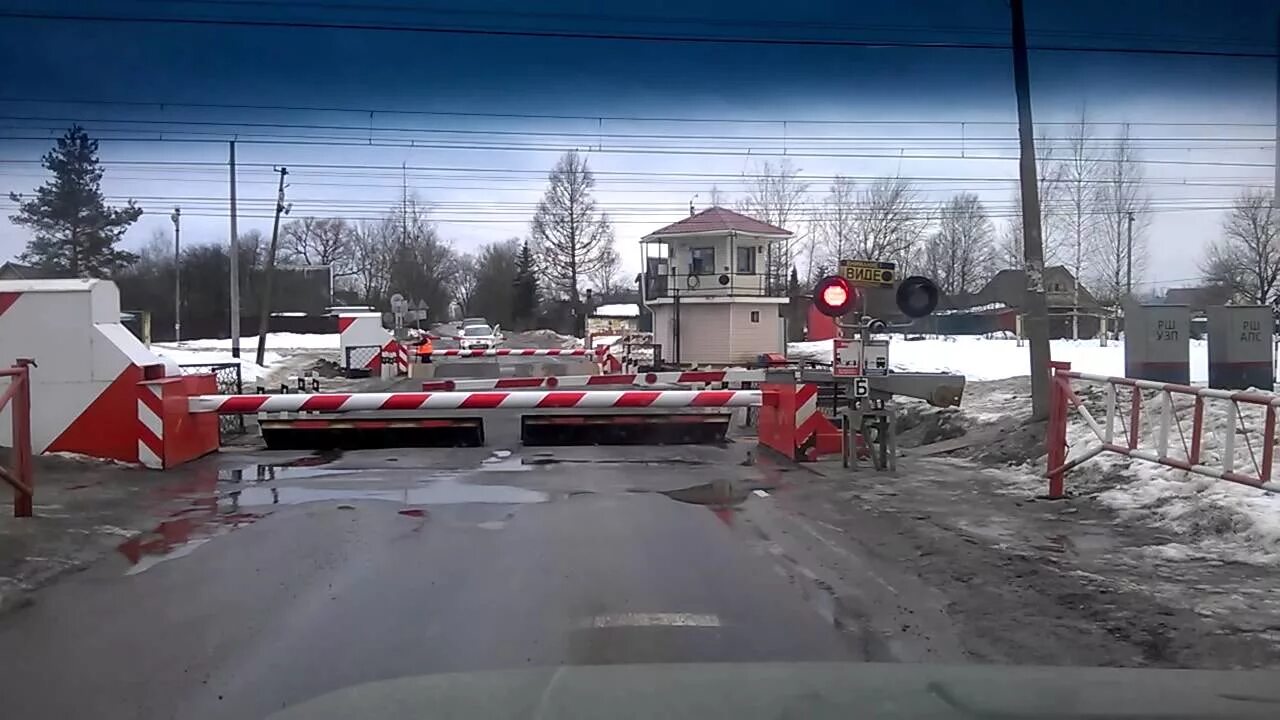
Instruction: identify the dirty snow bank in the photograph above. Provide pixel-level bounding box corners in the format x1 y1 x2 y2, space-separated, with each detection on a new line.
952 378 1280 565
789 335 1210 383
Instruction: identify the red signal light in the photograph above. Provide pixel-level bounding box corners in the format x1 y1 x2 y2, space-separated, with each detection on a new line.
813 275 858 317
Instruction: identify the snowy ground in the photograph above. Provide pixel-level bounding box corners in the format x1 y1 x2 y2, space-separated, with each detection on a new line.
917 376 1280 568
151 333 338 382
788 334 1213 383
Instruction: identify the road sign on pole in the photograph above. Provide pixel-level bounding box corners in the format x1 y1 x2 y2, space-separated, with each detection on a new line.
839 259 896 288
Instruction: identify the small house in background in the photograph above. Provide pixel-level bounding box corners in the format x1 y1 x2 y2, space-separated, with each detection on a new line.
640 207 792 365
586 302 640 346
0 261 57 281
932 265 1103 339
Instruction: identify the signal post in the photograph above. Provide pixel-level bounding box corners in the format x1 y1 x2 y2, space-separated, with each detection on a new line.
778 260 963 471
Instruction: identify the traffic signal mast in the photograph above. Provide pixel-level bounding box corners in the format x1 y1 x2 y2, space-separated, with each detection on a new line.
783 261 962 471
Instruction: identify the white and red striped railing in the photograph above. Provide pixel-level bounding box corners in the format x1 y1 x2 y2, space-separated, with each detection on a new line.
430 348 604 358
190 389 762 414
1047 361 1280 499
421 369 765 392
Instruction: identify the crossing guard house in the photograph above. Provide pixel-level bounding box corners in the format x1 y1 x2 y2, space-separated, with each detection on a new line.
641 207 792 366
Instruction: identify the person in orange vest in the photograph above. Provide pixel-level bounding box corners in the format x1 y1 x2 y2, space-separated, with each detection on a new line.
416 335 434 363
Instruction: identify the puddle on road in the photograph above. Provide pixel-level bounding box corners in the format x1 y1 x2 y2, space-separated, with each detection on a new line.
524 457 708 467
119 454 549 575
222 476 549 508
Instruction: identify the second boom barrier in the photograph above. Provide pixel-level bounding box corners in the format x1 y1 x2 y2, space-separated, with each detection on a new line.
189 389 762 414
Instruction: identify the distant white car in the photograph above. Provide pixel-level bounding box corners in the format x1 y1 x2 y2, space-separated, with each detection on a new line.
458 323 503 350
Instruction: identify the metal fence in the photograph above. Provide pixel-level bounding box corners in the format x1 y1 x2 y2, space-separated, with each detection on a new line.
345 345 380 376
179 362 246 438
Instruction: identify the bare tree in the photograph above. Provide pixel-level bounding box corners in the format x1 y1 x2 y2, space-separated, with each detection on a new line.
530 151 613 309
708 185 727 206
1053 110 1106 338
1090 125 1151 305
811 176 858 276
737 159 809 292
1199 189 1280 304
998 131 1067 270
347 217 396 305
923 193 996 297
469 239 522 328
850 177 928 270
282 217 355 276
454 253 480 312
588 239 626 295
387 196 458 319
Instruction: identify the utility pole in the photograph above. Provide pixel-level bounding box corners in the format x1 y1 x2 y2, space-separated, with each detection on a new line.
229 140 241 358
1010 0 1052 421
171 207 181 342
1125 211 1135 298
255 166 289 367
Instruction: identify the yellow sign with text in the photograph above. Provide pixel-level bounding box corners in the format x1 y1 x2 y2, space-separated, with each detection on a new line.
839 259 896 288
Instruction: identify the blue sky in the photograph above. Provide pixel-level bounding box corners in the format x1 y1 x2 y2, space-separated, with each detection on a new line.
0 0 1276 289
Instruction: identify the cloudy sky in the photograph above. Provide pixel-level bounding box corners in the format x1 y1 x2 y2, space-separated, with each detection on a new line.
0 0 1275 291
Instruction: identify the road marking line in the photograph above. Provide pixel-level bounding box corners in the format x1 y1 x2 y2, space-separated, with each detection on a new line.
752 489 770 498
583 612 721 629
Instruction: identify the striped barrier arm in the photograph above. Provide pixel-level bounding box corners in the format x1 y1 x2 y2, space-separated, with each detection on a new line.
431 348 604 358
189 389 762 414
421 369 766 392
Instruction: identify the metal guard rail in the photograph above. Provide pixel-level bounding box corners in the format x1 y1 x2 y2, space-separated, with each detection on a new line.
1047 360 1280 500
0 359 34 517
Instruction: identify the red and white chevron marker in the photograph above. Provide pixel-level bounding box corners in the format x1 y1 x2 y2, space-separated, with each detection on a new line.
430 348 603 358
189 389 762 414
421 369 766 392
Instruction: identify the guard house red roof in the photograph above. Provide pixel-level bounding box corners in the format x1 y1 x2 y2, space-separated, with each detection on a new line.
643 206 793 240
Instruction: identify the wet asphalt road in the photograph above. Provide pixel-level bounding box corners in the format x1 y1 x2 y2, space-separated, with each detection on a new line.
0 412 862 719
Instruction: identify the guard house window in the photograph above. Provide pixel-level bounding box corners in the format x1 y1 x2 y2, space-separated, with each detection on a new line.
690 247 715 275
749 310 761 323
736 245 756 274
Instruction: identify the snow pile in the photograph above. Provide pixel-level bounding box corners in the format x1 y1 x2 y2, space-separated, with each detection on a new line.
170 332 338 352
592 303 640 318
151 332 338 382
513 329 583 349
789 335 1211 383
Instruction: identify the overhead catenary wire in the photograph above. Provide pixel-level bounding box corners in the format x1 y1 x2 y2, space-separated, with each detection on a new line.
138 0 1279 53
0 136 1269 168
1 8 1275 59
0 96 1273 130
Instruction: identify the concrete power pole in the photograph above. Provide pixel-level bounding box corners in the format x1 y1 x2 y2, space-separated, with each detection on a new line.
1125 211 1135 298
171 207 181 342
1010 0 1053 421
255 166 289 367
229 140 241 359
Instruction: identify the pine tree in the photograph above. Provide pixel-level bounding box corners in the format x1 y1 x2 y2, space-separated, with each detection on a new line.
9 126 142 277
513 240 540 329
787 266 801 296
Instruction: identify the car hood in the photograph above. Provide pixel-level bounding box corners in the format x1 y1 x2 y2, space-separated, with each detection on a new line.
267 662 1280 719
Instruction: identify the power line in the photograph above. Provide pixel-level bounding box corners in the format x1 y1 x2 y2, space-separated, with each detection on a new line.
0 135 1268 168
0 9 1274 59
141 0 1280 52
2 113 1272 145
1 96 1272 129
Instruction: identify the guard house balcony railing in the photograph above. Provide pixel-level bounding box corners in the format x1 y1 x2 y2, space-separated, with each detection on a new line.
644 271 787 299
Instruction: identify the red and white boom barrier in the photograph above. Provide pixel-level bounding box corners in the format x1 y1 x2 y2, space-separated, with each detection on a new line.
190 389 762 414
430 348 604 358
1046 361 1280 499
422 369 765 392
